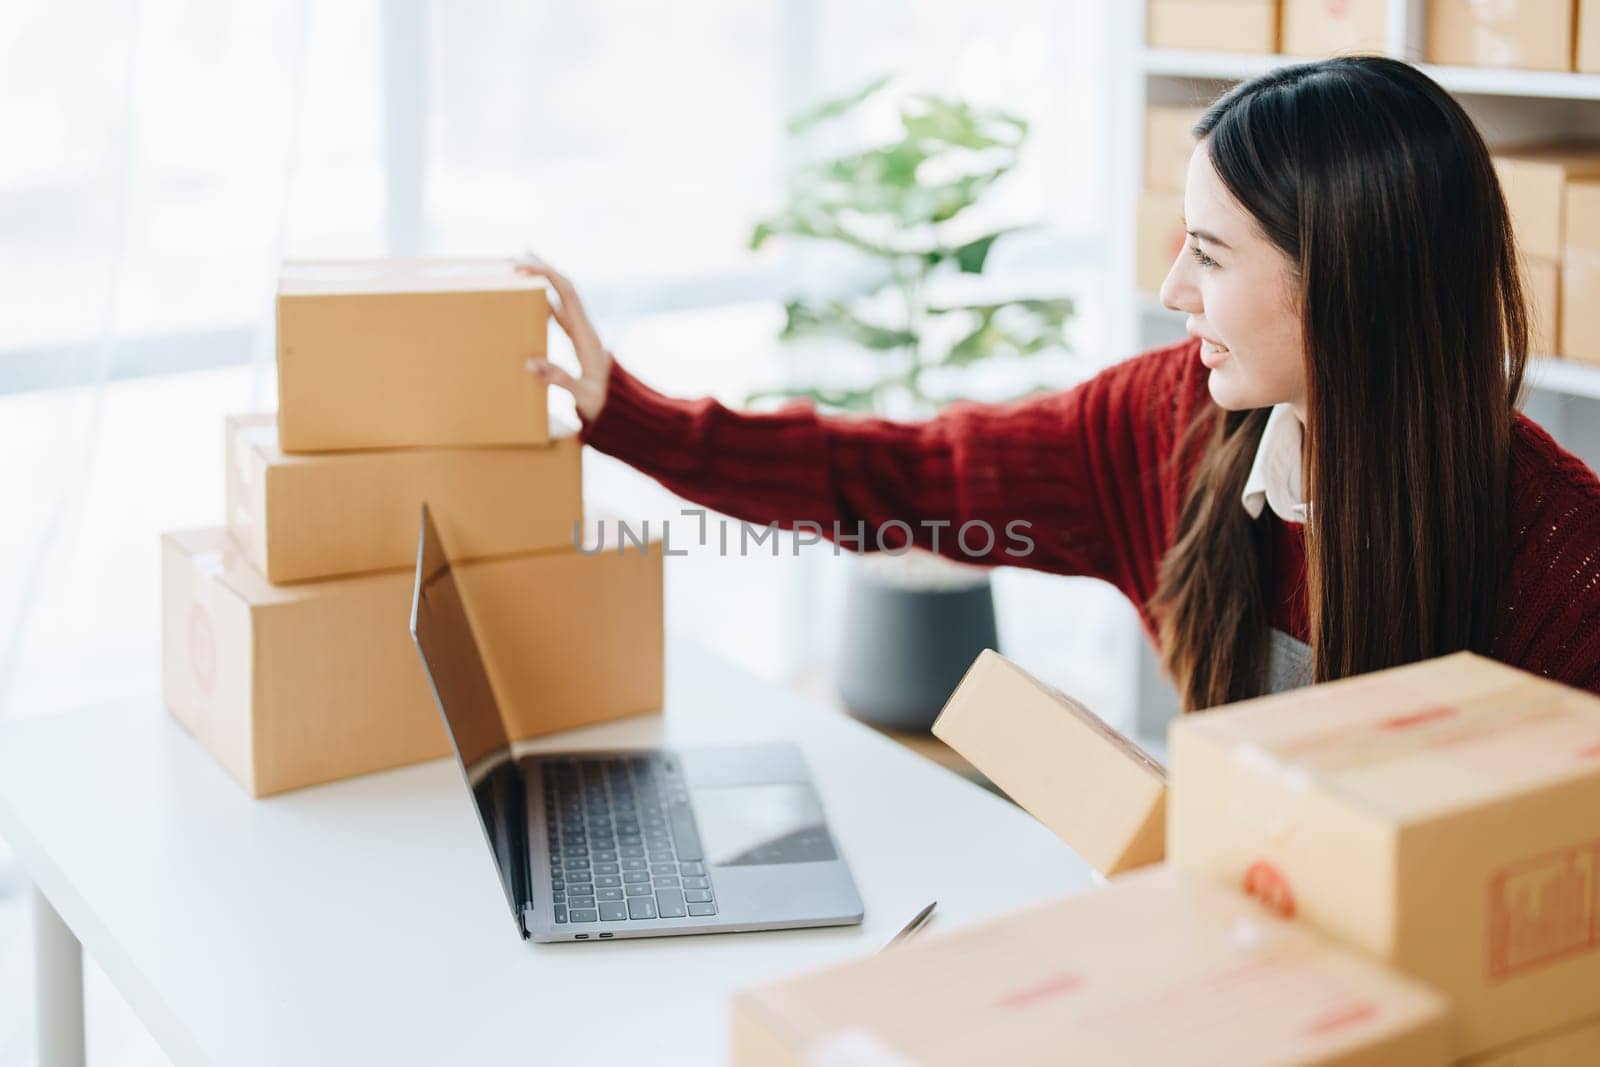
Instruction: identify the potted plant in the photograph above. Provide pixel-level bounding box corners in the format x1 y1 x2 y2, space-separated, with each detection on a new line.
748 76 1075 731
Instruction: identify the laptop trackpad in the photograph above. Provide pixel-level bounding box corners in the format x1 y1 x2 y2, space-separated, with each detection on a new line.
692 784 839 866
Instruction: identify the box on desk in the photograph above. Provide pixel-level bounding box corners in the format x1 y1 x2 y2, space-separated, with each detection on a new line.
1146 0 1280 53
1426 0 1575 71
161 524 663 797
932 649 1166 876
731 865 1451 1067
276 258 550 452
1168 653 1600 1056
1465 1013 1600 1066
226 412 583 583
1281 0 1388 57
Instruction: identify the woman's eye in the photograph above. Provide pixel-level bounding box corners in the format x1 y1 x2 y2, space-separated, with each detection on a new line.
1189 244 1217 269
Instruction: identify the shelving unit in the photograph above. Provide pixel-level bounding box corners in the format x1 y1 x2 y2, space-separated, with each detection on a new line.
1104 2 1600 729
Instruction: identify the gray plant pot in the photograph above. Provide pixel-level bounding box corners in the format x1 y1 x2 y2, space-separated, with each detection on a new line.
835 564 999 732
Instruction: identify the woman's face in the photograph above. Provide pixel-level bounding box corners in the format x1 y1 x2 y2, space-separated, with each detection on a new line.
1160 139 1307 417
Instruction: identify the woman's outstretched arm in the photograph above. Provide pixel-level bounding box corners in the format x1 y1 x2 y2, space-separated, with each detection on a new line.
518 258 1205 600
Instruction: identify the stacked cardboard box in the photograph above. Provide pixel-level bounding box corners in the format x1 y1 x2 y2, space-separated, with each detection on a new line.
1281 0 1387 57
1146 0 1280 53
1490 142 1600 361
1138 104 1204 295
162 258 664 797
1426 1 1577 72
734 652 1600 1064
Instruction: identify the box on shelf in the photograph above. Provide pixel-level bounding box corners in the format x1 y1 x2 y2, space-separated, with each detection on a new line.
226 412 583 584
1492 142 1600 262
731 865 1451 1067
1144 105 1206 193
1146 0 1280 54
1525 256 1560 358
1425 0 1576 72
275 258 550 452
1491 141 1600 262
1168 652 1600 1056
1137 190 1187 295
161 524 663 797
932 650 1166 876
1561 178 1600 364
1464 1013 1600 1066
1281 0 1387 57
1582 0 1600 73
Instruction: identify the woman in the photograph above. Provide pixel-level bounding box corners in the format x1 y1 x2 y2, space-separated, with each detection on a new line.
520 56 1600 710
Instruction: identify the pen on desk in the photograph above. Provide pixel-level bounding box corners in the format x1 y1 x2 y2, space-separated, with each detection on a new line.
879 900 937 953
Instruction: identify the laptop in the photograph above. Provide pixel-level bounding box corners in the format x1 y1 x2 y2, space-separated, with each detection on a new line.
408 504 865 942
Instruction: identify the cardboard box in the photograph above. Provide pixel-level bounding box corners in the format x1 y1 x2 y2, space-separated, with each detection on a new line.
732 865 1451 1067
1526 256 1560 358
275 258 550 452
1168 652 1600 1056
1144 105 1206 194
932 649 1166 876
161 525 663 797
1426 0 1576 72
1147 0 1280 53
1581 0 1600 72
1561 179 1600 364
1464 1014 1600 1066
1282 0 1388 57
1492 143 1600 262
1137 189 1187 294
226 412 583 584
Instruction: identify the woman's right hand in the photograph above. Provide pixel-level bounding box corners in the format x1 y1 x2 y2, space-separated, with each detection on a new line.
515 255 613 424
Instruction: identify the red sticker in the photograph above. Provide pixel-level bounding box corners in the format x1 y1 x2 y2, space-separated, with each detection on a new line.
1378 706 1455 731
1304 1000 1377 1037
188 604 217 696
1242 860 1297 918
991 972 1083 1011
1488 840 1600 981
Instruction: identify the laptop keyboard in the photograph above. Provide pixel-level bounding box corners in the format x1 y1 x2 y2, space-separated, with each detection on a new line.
544 755 718 926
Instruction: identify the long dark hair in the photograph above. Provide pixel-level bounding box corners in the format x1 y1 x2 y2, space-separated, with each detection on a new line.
1150 56 1528 711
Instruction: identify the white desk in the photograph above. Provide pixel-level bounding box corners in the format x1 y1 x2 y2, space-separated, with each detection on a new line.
0 638 1094 1066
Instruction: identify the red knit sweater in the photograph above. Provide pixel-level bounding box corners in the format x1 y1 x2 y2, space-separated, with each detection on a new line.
576 336 1600 696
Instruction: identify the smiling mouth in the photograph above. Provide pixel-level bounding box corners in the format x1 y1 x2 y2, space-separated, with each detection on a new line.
1199 338 1231 367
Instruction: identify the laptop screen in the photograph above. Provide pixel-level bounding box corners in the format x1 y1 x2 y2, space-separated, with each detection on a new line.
409 504 528 932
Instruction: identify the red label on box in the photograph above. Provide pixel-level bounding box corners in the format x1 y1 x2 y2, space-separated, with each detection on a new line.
1242 860 1298 918
1488 840 1600 981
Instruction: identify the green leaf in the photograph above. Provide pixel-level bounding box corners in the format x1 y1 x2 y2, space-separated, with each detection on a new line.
937 226 1029 274
744 385 882 413
787 74 894 135
899 95 1028 151
781 299 916 351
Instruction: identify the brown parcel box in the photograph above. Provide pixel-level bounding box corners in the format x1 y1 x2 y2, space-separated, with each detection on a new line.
1560 179 1600 364
1491 143 1600 263
1282 0 1388 58
161 526 663 797
1583 0 1600 73
1168 652 1600 1057
931 649 1166 876
1464 1013 1600 1066
226 412 583 584
1144 105 1206 194
1525 257 1560 358
275 258 550 452
1138 189 1187 294
1147 0 1280 54
731 865 1451 1067
1426 0 1576 72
